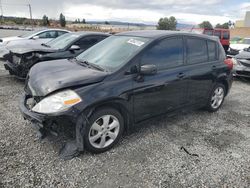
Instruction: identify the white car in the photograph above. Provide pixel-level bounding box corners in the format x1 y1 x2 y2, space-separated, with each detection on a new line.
0 29 70 46
228 38 250 55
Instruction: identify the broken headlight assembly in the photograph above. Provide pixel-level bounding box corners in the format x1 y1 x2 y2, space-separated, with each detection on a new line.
12 55 22 65
32 90 82 114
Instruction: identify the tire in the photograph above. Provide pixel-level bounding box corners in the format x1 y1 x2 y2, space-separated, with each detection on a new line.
206 83 226 112
84 107 124 153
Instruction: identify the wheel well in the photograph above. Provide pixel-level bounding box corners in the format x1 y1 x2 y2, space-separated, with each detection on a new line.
218 79 229 96
85 101 131 132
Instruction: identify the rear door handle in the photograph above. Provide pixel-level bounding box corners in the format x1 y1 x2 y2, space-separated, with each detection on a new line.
177 72 185 79
212 65 217 70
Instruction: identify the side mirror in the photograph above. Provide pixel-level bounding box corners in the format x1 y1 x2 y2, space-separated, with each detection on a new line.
32 36 39 40
69 45 80 51
140 64 157 75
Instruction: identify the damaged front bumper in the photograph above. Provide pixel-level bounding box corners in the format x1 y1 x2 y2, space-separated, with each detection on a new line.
19 95 78 136
233 65 250 78
19 94 88 159
4 60 26 79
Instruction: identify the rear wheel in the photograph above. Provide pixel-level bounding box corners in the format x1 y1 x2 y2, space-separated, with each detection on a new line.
206 84 226 112
84 107 124 153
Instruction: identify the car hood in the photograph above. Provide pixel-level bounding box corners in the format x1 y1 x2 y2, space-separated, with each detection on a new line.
0 36 21 43
7 43 57 54
236 51 250 59
27 59 108 96
230 44 250 50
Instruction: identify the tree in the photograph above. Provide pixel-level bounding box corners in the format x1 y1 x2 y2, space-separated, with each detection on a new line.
157 16 177 30
59 13 66 27
198 21 213 29
42 15 50 26
82 19 86 24
215 22 229 29
104 21 110 25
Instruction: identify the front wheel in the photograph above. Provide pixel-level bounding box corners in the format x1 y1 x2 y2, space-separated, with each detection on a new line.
84 107 124 153
206 84 226 112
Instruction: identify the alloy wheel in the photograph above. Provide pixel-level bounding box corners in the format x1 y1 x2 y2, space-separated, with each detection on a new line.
211 87 224 109
88 115 120 149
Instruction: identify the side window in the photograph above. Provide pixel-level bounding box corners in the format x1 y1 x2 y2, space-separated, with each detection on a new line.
37 31 57 39
140 37 184 70
57 31 67 37
187 38 208 64
207 41 217 61
223 31 230 40
74 36 100 49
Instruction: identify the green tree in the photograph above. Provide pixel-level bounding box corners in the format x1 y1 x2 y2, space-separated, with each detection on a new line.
215 22 229 29
157 16 177 30
198 21 213 29
82 19 86 24
59 13 66 27
42 15 50 26
104 21 110 25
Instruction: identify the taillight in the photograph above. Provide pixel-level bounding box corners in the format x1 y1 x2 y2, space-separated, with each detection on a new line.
224 58 233 70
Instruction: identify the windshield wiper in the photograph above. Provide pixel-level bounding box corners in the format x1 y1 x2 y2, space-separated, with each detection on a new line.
41 43 50 48
73 58 105 71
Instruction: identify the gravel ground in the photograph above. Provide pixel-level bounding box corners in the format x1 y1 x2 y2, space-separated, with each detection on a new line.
0 61 250 188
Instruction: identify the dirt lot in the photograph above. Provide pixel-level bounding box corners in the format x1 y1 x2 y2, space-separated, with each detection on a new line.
0 61 250 187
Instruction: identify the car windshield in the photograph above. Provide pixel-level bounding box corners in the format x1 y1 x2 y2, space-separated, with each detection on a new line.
19 30 43 38
45 33 79 49
242 38 250 44
76 35 150 72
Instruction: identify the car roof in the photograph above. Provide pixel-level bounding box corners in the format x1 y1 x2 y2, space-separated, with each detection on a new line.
116 30 219 41
71 31 111 37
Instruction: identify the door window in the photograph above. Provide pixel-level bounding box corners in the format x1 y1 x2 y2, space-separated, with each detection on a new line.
207 41 217 61
223 31 230 40
74 36 105 49
187 38 208 64
37 31 57 38
140 37 184 70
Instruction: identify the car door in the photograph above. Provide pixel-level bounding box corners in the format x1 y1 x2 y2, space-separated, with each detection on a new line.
184 37 219 105
132 36 189 122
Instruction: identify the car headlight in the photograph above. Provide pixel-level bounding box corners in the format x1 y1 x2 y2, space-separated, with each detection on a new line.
232 58 238 66
13 55 22 65
32 90 82 114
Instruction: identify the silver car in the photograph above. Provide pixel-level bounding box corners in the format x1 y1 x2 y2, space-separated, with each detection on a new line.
232 50 250 78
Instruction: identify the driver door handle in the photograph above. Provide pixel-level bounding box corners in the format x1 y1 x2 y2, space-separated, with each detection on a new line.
177 72 185 79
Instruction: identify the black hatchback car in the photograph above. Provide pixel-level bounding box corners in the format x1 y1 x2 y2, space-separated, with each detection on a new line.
3 32 110 78
20 30 233 159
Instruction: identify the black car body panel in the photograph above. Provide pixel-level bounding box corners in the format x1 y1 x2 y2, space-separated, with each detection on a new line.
3 32 110 78
20 30 233 155
28 59 108 96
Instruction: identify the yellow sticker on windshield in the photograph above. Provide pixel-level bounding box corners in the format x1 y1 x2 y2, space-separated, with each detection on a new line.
127 39 145 47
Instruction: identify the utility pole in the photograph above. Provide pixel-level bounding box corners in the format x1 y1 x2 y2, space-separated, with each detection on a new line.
0 0 3 23
28 4 33 28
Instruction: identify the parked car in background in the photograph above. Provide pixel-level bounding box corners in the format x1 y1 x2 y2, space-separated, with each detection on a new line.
232 48 250 78
20 31 233 158
3 32 110 78
0 29 70 46
228 38 250 56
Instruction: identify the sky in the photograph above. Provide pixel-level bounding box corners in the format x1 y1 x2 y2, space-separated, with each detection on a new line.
1 0 250 25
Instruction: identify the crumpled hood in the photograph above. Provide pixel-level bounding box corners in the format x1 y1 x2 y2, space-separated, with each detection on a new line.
0 36 21 44
230 44 250 51
236 51 250 60
7 43 57 54
28 59 108 96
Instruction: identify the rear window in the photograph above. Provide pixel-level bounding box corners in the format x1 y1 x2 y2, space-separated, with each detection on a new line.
204 30 213 36
187 38 208 64
214 31 221 39
223 31 230 40
207 41 217 61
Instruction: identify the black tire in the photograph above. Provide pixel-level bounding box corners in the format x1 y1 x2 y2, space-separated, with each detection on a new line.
206 83 226 112
84 107 124 153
